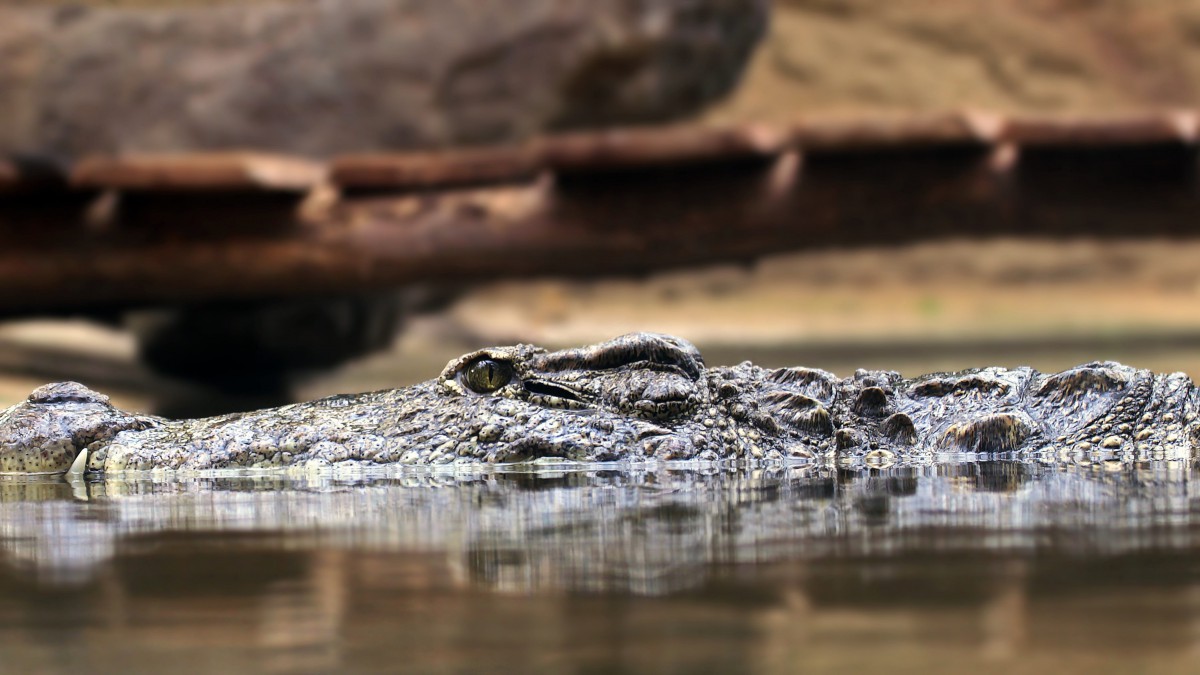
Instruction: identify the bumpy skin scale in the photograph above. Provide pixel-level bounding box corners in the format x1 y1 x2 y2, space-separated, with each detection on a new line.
0 333 1197 474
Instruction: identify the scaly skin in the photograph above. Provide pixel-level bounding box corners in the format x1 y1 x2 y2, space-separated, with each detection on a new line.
0 332 1196 474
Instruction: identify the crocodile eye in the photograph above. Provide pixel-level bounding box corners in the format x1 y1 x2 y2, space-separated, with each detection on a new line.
463 359 514 394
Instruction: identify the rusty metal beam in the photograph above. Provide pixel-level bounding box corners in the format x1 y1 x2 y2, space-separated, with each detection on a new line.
331 146 541 190
2 112 1200 313
70 153 326 192
1001 112 1197 146
0 157 69 195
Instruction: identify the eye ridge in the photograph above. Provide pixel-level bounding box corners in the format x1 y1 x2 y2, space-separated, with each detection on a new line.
463 358 515 394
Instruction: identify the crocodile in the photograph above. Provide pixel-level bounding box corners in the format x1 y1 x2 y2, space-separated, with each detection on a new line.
0 332 1196 474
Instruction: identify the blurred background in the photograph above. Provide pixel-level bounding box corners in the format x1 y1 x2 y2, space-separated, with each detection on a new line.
3 0 1200 416
8 5 1200 674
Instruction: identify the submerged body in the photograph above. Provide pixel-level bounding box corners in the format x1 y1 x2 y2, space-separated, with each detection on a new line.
0 333 1196 474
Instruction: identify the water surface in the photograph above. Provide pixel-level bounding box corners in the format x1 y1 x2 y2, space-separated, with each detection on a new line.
2 461 1200 674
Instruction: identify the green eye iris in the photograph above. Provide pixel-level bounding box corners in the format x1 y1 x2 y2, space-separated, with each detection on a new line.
463 358 514 394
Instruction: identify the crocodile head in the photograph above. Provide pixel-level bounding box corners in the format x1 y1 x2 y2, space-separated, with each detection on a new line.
0 382 160 474
402 332 715 462
68 332 726 471
9 332 836 472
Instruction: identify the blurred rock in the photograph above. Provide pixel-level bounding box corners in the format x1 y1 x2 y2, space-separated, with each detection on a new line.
711 0 1200 122
0 0 767 157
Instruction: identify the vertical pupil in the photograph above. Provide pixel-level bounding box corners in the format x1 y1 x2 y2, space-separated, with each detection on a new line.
466 359 510 392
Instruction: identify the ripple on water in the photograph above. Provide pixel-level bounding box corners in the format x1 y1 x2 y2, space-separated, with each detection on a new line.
0 460 1197 673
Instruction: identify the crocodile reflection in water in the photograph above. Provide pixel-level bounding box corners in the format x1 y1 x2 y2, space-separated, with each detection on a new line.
0 462 1196 592
0 332 1197 473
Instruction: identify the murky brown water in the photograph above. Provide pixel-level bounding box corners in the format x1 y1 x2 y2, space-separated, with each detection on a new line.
1 461 1199 674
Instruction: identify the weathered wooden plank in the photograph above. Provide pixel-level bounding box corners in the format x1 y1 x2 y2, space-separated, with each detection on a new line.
0 157 68 194
0 145 1195 313
794 112 1000 151
1003 113 1198 146
331 145 541 189
71 153 326 192
2 112 1200 313
537 124 787 172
